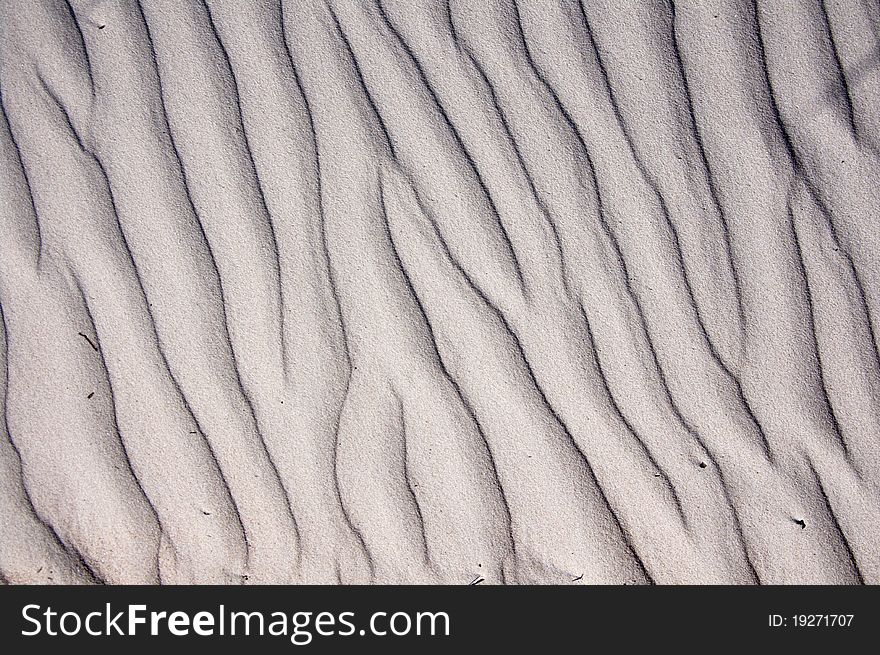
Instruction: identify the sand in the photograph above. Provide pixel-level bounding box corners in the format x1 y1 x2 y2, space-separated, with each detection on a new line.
0 0 878 584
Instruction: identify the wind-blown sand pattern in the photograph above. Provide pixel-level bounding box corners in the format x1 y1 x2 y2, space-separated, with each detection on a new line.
1 0 879 585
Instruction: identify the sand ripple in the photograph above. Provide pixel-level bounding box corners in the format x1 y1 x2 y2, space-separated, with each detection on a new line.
1 0 879 584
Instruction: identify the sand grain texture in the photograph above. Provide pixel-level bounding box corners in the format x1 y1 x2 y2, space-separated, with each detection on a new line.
1 0 879 584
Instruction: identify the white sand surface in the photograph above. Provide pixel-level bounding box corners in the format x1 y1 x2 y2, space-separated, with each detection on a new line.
1 0 879 584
